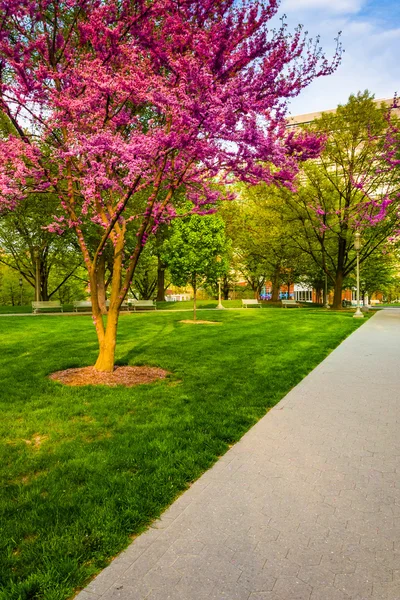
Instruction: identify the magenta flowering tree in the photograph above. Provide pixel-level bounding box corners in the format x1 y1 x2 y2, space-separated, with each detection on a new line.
0 0 339 371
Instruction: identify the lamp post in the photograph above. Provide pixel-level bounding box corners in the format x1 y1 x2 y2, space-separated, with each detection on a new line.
19 277 23 306
353 231 364 319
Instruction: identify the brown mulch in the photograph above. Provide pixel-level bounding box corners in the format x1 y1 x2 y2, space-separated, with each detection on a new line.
180 320 222 325
49 365 170 387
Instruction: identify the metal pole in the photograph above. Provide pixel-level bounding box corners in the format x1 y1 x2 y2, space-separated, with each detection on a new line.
217 278 224 309
353 248 364 319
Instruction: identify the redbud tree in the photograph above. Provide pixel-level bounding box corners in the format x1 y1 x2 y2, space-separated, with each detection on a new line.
0 0 340 371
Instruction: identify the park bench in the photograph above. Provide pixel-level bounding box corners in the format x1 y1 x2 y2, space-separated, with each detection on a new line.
73 300 130 312
32 301 63 313
73 300 92 312
281 299 300 308
128 299 156 311
242 299 261 308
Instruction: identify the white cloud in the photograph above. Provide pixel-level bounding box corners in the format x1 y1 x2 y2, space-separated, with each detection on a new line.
276 2 399 116
280 0 364 15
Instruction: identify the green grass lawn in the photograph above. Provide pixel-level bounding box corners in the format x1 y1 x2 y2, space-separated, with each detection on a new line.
0 309 367 600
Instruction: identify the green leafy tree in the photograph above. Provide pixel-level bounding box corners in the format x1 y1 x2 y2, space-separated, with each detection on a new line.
345 250 399 304
223 185 307 301
0 264 32 305
284 92 400 309
0 196 82 301
163 214 228 320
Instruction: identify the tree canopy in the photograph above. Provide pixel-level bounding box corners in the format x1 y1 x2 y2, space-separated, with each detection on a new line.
0 0 339 370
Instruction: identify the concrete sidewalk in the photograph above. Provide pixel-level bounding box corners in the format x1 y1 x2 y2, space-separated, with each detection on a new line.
76 310 400 600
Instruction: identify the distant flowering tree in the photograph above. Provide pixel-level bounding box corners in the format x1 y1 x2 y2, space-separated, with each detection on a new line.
0 0 340 371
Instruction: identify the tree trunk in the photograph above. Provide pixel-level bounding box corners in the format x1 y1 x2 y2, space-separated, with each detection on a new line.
332 271 344 309
157 257 166 302
316 286 322 305
94 306 119 372
41 277 49 301
287 279 292 300
96 254 108 315
222 275 230 300
332 236 347 310
271 266 281 302
40 262 49 301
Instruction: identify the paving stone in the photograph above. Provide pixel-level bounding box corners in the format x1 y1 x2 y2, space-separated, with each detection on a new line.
209 581 251 599
320 554 357 574
287 547 323 567
84 560 131 596
74 592 100 600
248 594 283 600
75 311 400 600
100 582 149 600
311 587 351 600
334 572 373 597
273 576 313 600
171 538 204 555
238 568 276 592
298 565 336 588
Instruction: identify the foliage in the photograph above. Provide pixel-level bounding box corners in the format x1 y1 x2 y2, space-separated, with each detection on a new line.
0 196 83 301
282 92 400 308
345 249 400 301
162 213 228 318
0 0 340 370
222 185 311 300
0 264 32 305
0 309 366 599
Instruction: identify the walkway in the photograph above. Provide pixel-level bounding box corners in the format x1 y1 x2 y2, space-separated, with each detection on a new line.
76 310 400 600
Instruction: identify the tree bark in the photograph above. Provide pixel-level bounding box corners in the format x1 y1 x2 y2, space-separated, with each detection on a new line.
92 220 129 372
41 268 49 301
332 270 344 309
222 275 230 300
332 236 347 309
94 306 119 372
96 254 108 315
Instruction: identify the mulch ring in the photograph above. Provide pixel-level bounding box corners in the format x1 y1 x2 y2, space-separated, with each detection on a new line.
49 365 170 387
180 320 222 325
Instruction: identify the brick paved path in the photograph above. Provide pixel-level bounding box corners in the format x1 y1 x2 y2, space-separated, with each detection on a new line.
76 310 400 600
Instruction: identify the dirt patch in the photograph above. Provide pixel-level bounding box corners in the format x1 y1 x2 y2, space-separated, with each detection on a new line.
180 320 222 325
49 365 170 387
23 434 48 449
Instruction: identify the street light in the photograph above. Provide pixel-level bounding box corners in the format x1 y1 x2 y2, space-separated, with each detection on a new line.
19 277 23 306
353 231 364 319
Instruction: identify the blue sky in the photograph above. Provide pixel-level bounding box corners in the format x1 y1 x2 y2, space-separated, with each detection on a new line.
275 0 399 116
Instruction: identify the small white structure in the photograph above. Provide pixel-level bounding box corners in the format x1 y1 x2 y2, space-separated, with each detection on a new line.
293 283 313 302
165 293 192 302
